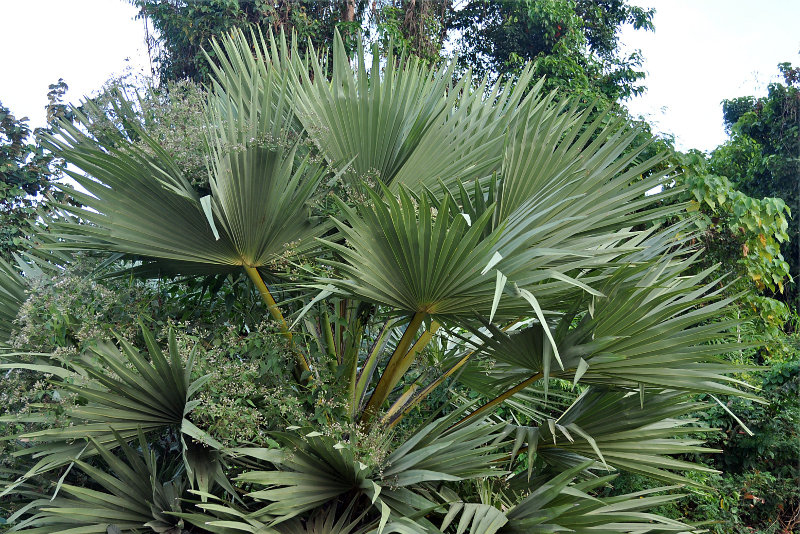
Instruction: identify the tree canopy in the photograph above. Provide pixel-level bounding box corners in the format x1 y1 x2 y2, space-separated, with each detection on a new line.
130 0 653 105
710 62 800 305
0 80 69 260
449 0 654 101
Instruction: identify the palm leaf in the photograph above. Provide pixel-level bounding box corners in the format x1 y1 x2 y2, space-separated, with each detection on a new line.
292 33 534 191
39 30 333 370
321 186 502 319
232 411 507 528
2 327 207 488
460 253 761 405
40 96 238 267
8 431 184 533
41 60 328 274
503 462 692 533
533 388 721 488
236 430 381 523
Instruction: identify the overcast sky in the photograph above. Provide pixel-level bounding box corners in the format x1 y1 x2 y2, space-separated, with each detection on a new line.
1 1 152 128
1 1 798 153
621 0 800 151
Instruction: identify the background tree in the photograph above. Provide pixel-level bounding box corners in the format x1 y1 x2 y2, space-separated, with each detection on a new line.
448 0 654 103
669 149 791 346
0 80 69 260
129 0 370 84
129 0 653 106
709 62 800 307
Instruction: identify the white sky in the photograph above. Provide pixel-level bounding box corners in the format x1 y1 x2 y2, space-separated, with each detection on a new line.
1 0 798 153
621 0 800 152
0 1 152 128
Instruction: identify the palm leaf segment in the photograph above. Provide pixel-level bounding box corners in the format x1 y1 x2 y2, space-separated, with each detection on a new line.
0 257 27 344
41 29 327 274
292 32 535 191
1 327 209 489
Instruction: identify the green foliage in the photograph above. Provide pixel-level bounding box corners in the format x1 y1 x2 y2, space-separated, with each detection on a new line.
710 62 800 306
673 150 791 346
681 169 790 292
0 83 67 260
448 0 654 102
710 359 800 482
188 321 357 447
371 1 449 64
8 256 163 351
659 357 800 533
0 29 776 534
132 0 654 110
137 80 208 189
130 0 366 84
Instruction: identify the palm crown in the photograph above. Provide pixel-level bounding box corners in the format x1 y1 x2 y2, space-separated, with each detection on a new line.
0 29 758 533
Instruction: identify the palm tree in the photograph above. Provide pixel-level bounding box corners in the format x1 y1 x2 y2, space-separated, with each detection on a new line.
0 29 760 533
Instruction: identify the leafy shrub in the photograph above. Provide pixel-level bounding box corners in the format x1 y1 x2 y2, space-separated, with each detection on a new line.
680 357 799 533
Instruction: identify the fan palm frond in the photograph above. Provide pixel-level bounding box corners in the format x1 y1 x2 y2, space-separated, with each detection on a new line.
533 388 721 487
39 30 336 371
292 32 535 191
2 327 207 489
8 431 185 534
503 462 693 533
458 252 760 422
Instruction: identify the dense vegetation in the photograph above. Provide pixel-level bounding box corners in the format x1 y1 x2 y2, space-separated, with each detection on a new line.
0 2 797 533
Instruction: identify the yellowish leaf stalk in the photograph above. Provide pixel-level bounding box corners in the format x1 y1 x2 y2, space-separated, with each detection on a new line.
451 372 544 429
381 384 420 424
322 310 337 363
243 265 310 374
380 321 442 425
385 322 515 428
391 321 440 382
350 320 396 420
361 311 426 423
